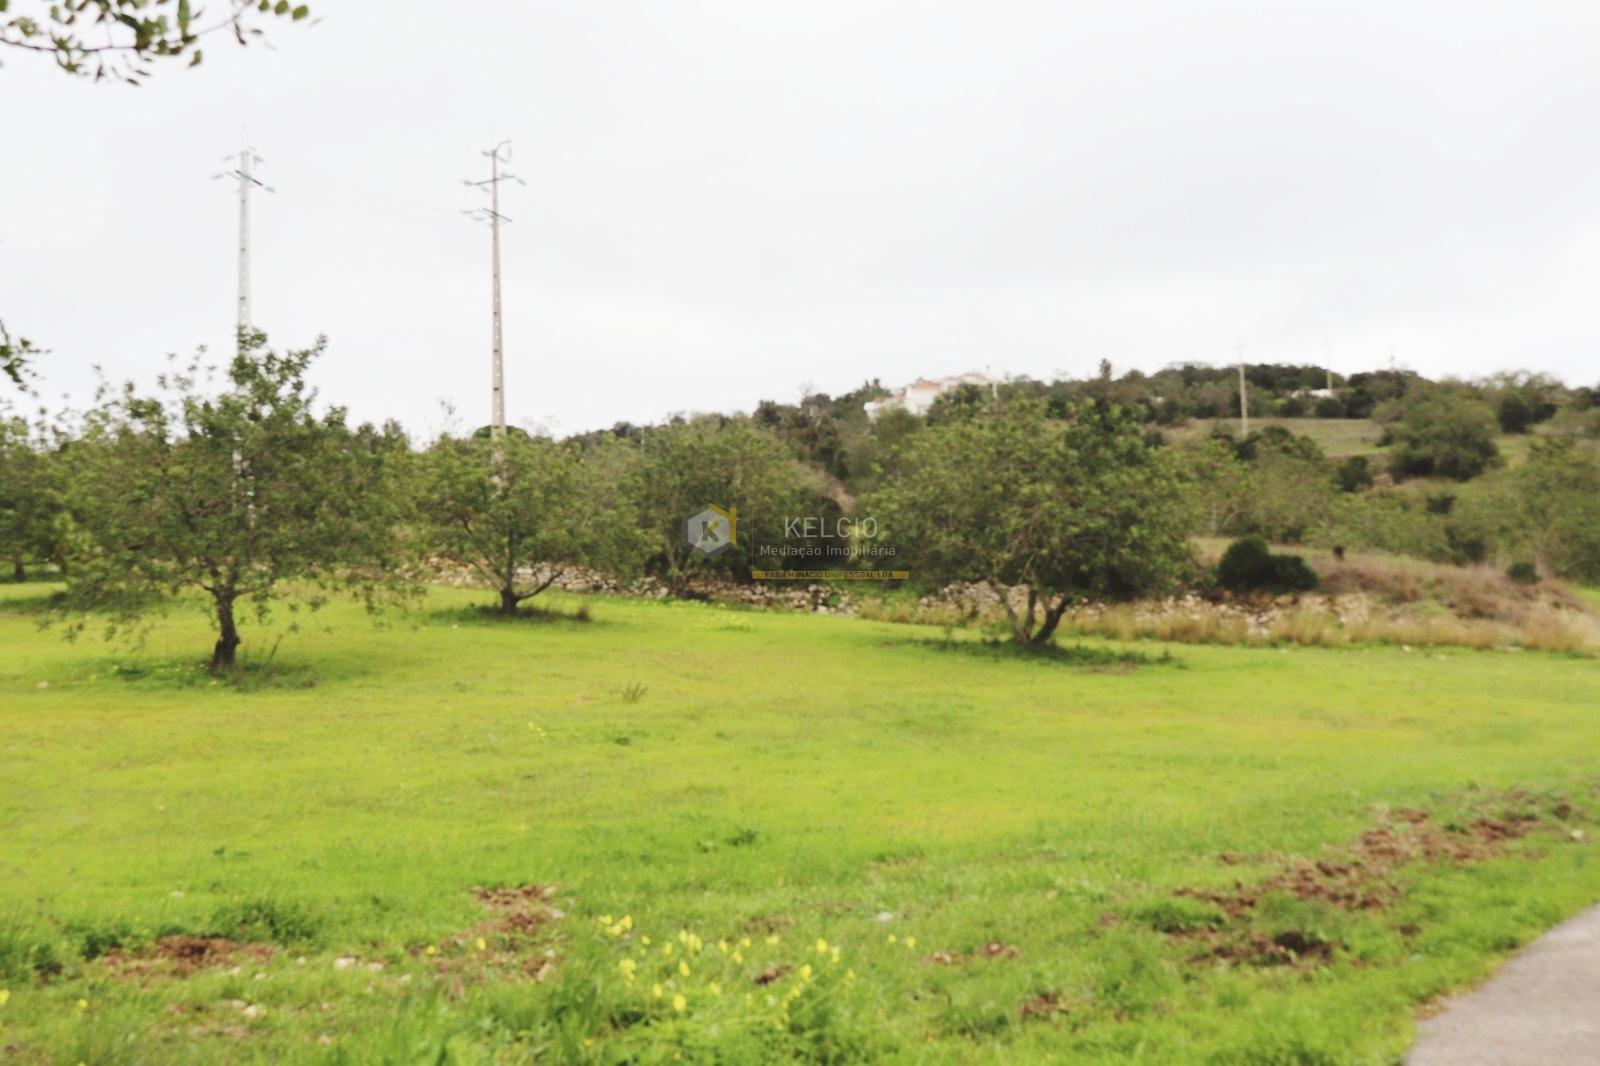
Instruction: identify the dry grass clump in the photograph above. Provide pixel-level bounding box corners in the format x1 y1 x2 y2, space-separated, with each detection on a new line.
853 549 1599 655
1312 554 1585 623
1067 597 1596 656
1518 608 1599 654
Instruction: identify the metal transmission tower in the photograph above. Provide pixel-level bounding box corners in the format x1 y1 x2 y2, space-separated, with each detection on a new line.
212 148 273 349
462 141 525 441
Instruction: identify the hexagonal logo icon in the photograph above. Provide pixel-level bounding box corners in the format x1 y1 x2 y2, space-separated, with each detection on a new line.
686 504 737 556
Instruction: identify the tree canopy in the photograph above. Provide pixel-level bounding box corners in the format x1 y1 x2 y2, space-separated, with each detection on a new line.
872 399 1192 646
0 0 309 82
415 431 648 614
63 331 412 670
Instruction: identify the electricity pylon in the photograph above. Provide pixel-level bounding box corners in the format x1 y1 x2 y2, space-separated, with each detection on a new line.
213 148 273 350
462 141 525 441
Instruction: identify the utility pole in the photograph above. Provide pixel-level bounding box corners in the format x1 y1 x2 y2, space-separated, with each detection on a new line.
1235 337 1249 435
213 149 271 351
463 141 524 442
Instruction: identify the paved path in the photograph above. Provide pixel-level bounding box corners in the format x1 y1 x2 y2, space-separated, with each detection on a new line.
1408 904 1600 1065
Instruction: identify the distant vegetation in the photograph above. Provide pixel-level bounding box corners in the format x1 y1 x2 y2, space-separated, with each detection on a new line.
4 341 1599 666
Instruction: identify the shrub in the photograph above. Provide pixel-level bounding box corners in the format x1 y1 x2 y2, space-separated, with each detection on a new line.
1387 387 1501 481
1217 537 1318 594
1506 561 1540 586
1336 456 1373 493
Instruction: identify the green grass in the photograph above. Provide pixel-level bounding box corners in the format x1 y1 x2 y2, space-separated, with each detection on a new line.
2 582 1599 1063
1165 416 1599 468
1164 418 1388 458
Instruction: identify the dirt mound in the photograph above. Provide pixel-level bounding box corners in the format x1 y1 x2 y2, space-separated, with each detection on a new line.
105 936 272 978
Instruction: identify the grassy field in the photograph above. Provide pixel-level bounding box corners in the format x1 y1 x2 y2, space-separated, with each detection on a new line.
1164 416 1598 467
3 582 1600 1064
1163 418 1387 457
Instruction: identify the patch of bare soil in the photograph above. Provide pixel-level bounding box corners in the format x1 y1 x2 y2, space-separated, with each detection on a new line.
104 936 273 978
924 941 1021 966
424 884 564 991
754 963 791 985
1171 791 1585 967
1019 990 1093 1022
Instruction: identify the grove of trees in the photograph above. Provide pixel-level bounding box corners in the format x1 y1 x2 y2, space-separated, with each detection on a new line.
4 334 1600 666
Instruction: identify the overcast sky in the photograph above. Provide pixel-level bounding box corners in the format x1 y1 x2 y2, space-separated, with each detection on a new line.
4 1 1599 436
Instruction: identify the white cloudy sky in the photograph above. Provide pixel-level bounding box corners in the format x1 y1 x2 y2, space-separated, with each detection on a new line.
4 1 1599 436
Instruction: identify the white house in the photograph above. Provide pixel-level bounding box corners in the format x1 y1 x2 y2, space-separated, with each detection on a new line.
864 371 995 420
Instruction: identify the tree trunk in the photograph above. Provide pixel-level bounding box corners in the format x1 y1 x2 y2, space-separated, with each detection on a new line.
1031 596 1070 647
499 585 521 616
210 592 241 672
11 555 23 582
994 583 1040 645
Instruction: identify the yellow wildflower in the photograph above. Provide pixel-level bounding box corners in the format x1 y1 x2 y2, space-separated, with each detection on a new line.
618 958 637 979
904 937 917 950
600 914 614 926
678 960 691 977
886 933 897 944
815 938 828 954
708 980 722 996
831 947 842 963
0 989 9 1006
731 951 744 963
651 983 664 999
799 964 813 982
424 945 438 957
474 937 487 952
619 915 634 931
739 936 752 949
76 998 88 1011
672 993 687 1013
662 943 674 956
764 934 780 945
641 935 652 946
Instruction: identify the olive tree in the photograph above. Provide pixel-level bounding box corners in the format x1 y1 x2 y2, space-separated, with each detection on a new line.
66 331 412 670
634 416 815 588
872 400 1192 646
414 431 649 614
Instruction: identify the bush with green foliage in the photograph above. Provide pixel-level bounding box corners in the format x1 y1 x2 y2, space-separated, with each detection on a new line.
1336 455 1373 493
1505 561 1540 585
1216 536 1318 594
1386 386 1501 481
